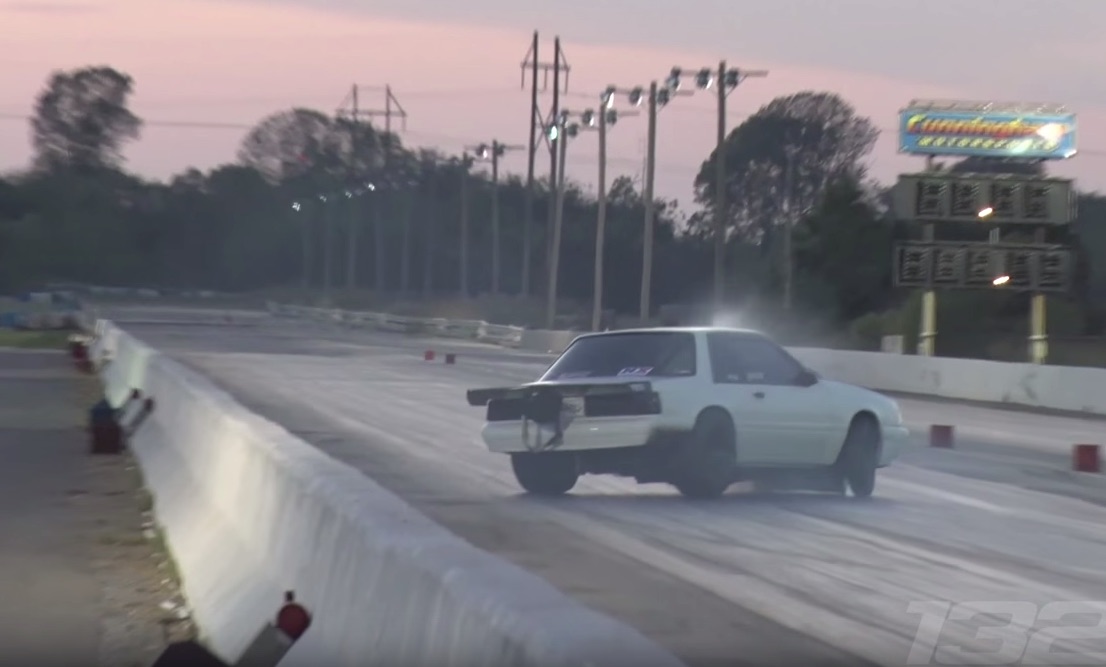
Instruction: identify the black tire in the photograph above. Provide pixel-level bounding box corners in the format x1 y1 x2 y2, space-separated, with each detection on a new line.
673 409 737 499
510 452 578 496
836 415 880 498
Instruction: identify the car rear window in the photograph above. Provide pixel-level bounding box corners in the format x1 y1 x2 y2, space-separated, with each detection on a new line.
540 332 697 380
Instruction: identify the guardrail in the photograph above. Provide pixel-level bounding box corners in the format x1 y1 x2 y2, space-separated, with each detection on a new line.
266 302 528 348
266 301 1106 417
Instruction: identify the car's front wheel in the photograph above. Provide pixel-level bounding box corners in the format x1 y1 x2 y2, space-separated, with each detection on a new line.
510 452 579 496
672 409 737 499
835 415 880 498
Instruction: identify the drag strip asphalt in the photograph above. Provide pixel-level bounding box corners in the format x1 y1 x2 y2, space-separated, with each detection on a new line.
115 317 1106 666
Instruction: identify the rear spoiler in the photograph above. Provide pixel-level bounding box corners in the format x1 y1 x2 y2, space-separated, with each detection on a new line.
466 381 655 407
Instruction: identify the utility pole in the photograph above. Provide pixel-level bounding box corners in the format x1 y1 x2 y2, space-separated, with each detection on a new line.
346 84 359 291
457 153 474 298
641 81 658 322
538 38 570 296
519 32 563 297
469 141 525 295
336 84 408 292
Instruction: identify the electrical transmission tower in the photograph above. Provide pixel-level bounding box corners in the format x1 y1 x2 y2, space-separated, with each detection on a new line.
331 85 408 294
519 32 570 298
336 85 408 134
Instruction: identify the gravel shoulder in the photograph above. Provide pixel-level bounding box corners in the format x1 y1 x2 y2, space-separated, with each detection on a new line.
0 348 194 667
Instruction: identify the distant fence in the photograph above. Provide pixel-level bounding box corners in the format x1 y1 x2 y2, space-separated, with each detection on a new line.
0 290 82 330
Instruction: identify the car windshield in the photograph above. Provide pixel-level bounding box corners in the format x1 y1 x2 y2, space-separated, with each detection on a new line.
540 332 696 380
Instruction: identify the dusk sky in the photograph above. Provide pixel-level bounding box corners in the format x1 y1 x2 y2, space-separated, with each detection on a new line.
3 0 1105 214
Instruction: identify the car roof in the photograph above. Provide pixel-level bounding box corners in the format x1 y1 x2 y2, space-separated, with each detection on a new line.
572 326 768 338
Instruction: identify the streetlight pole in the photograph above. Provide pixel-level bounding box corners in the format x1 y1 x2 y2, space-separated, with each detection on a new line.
641 81 658 322
344 182 376 291
457 152 473 299
665 63 768 308
543 102 622 331
592 101 608 332
713 60 727 308
589 85 647 324
345 189 357 290
422 170 437 299
491 146 501 295
544 112 580 329
321 193 335 303
396 173 417 295
611 82 673 323
292 200 310 291
469 141 524 295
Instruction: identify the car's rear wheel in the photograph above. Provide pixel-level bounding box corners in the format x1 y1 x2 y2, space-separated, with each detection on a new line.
672 409 737 499
510 452 578 496
835 415 880 498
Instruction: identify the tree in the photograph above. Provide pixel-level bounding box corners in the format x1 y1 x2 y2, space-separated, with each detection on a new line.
792 178 894 321
0 178 25 221
692 91 879 245
30 66 142 172
237 108 344 186
10 66 1106 353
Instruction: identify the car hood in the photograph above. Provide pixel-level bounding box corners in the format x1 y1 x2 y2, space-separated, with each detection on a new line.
820 379 904 426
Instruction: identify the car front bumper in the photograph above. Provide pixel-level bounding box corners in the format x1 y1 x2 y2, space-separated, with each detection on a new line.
879 424 910 466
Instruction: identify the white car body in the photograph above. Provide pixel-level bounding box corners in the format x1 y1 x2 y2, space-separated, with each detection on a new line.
466 327 909 497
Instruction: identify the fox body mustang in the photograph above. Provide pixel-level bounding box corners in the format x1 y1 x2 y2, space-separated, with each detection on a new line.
466 327 909 499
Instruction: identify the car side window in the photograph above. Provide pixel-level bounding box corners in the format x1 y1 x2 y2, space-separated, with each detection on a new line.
662 334 697 376
706 333 806 386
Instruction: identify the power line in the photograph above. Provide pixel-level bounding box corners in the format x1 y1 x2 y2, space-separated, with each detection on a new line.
0 110 698 175
2 108 1104 167
0 112 253 129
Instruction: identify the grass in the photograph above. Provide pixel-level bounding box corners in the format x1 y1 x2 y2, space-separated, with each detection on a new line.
0 328 74 349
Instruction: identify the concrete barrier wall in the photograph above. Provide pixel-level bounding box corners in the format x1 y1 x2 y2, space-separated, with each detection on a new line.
92 321 684 667
791 347 1106 415
519 329 579 354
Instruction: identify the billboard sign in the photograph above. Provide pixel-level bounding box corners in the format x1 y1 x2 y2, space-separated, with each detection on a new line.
892 241 1072 292
899 100 1077 160
892 173 1076 225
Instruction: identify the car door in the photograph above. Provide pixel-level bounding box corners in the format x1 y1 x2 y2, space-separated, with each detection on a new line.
706 332 839 465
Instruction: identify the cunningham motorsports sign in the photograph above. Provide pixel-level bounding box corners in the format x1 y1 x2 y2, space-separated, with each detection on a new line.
898 99 1077 160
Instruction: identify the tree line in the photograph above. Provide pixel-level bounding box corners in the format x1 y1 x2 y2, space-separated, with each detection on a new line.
3 65 1106 359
